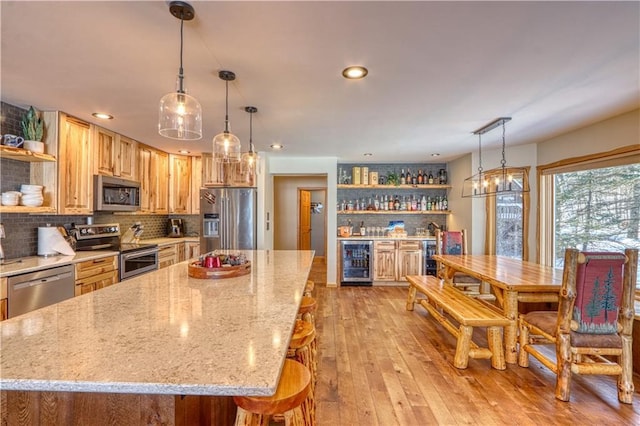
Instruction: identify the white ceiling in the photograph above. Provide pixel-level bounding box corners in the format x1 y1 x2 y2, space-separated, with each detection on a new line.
1 1 638 163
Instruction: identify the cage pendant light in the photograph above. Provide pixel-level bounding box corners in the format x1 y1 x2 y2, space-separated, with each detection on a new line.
241 106 259 187
158 1 202 140
462 117 530 197
213 70 241 162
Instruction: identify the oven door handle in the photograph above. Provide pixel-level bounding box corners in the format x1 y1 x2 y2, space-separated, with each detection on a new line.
121 248 159 260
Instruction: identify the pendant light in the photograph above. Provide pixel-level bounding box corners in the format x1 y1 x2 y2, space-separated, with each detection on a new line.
213 70 241 162
241 106 259 186
462 117 530 197
158 1 202 140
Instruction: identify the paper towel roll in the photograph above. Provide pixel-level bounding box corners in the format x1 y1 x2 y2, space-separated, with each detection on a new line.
38 226 75 256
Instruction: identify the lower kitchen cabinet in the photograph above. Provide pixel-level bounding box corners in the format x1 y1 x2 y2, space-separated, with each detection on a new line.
74 255 119 296
185 241 200 260
374 241 397 281
396 240 423 281
1 277 7 321
158 244 178 269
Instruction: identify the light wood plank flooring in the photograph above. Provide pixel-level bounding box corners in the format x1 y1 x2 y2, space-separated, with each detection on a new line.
308 260 640 425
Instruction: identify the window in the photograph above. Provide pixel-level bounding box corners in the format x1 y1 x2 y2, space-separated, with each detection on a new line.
539 145 640 287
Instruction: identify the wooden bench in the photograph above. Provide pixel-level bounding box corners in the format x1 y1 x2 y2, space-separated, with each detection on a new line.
406 275 511 370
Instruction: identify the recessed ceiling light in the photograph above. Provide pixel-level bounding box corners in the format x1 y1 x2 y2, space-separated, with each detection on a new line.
364 153 373 157
270 144 284 150
178 149 190 154
431 153 440 157
92 112 113 120
342 66 368 79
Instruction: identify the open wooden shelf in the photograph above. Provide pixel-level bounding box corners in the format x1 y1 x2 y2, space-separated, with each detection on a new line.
338 210 450 215
338 184 451 189
0 205 56 214
0 145 56 162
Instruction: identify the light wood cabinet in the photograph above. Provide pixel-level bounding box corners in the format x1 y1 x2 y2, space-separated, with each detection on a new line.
397 240 422 281
374 241 397 281
177 242 186 263
169 154 191 214
186 242 200 260
115 135 138 180
74 255 119 297
202 153 216 185
58 113 93 214
1 277 7 321
138 144 168 214
158 244 178 269
191 156 202 214
94 126 117 176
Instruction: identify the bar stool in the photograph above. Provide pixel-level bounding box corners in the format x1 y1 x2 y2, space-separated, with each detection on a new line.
304 280 315 297
288 320 317 425
298 296 317 326
234 359 311 426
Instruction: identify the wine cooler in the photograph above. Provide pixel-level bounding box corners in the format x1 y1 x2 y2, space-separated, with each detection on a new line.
422 240 437 276
340 240 373 285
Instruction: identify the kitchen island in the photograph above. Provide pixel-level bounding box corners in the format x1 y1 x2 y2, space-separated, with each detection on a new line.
0 249 315 425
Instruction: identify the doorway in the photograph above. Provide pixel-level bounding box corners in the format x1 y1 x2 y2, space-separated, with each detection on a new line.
298 188 326 258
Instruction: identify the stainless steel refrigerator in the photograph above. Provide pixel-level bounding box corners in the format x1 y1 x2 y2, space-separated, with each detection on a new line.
200 187 257 252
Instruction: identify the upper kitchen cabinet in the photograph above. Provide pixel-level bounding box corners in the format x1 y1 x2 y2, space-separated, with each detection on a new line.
54 112 93 214
138 143 168 214
169 154 191 214
191 155 202 214
94 127 138 181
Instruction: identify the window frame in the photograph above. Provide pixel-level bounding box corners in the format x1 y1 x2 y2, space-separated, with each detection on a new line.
537 144 639 267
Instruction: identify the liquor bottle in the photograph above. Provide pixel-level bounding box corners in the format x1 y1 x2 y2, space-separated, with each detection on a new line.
411 195 418 211
388 195 394 211
428 171 434 184
442 195 448 210
400 169 406 185
394 195 400 211
400 196 407 211
374 195 380 211
427 196 432 210
406 169 412 185
421 195 427 211
417 170 423 185
412 171 417 185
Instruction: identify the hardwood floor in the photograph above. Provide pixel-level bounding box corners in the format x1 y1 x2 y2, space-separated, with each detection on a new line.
308 260 640 425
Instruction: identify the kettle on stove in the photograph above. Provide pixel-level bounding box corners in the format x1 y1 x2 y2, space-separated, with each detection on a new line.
167 218 184 238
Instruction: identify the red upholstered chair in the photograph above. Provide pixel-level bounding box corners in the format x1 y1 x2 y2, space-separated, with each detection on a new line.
435 230 482 292
518 248 638 403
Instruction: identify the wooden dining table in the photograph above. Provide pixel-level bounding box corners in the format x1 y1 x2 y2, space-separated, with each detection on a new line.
432 254 563 364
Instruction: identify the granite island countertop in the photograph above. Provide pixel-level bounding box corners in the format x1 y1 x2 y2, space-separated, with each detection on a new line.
0 250 315 397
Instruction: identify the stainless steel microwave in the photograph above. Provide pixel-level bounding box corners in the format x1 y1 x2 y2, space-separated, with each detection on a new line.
94 175 141 212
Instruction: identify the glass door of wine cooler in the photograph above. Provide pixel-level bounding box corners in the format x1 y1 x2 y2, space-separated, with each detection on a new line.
341 240 373 285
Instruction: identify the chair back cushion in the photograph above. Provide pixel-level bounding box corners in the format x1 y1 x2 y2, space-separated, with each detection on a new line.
573 252 627 334
442 232 463 255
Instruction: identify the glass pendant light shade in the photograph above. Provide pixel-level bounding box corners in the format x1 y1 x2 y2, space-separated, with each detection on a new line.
158 1 202 141
159 88 202 140
213 130 242 162
240 106 259 186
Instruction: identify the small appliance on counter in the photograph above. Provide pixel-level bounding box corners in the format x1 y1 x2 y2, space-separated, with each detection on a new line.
167 218 184 238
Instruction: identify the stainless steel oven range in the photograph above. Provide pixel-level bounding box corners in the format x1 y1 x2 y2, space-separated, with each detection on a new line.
73 223 159 281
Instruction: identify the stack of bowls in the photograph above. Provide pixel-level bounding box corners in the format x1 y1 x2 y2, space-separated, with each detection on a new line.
20 184 44 207
1 191 21 206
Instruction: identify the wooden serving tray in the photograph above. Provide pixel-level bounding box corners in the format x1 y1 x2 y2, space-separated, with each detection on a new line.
188 261 251 279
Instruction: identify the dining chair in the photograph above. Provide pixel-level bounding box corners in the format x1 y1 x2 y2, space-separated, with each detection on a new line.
518 248 638 403
435 229 482 293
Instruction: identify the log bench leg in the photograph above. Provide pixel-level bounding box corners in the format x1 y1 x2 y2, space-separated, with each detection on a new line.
454 325 473 369
487 326 506 370
406 285 417 311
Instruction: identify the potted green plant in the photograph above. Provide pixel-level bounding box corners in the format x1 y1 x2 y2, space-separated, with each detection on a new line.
20 106 45 153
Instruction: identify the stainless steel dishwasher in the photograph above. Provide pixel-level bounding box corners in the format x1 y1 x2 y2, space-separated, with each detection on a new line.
7 264 75 318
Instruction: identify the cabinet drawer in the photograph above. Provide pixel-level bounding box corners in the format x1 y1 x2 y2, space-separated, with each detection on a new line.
374 241 396 250
76 269 118 287
158 244 177 257
398 240 421 250
75 256 118 277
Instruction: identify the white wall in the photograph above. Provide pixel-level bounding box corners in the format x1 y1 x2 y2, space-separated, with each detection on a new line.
447 153 474 246
265 156 338 285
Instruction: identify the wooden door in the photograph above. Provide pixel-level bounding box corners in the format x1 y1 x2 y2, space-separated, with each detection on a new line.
58 114 92 214
169 154 191 214
116 135 137 180
94 126 116 176
191 156 202 214
151 150 169 214
298 190 311 250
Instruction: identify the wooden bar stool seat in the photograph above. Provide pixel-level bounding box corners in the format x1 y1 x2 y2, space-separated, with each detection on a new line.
287 320 317 425
304 280 315 296
297 296 317 325
234 359 311 425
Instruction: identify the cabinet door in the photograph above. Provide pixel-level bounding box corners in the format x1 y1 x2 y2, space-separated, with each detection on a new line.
374 249 396 281
152 150 169 214
177 242 186 263
191 156 202 214
0 299 7 321
75 282 95 297
58 114 93 214
94 126 116 176
116 135 138 180
186 242 200 260
397 249 422 281
169 154 191 214
138 145 153 213
202 153 215 185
